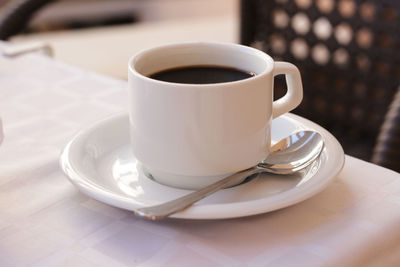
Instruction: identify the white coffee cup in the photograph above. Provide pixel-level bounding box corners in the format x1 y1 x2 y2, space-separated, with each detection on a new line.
128 42 303 189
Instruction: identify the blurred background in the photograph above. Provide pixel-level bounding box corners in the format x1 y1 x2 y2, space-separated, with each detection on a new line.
1 0 239 79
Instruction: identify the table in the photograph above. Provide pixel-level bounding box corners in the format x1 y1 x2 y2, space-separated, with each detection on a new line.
1 44 400 267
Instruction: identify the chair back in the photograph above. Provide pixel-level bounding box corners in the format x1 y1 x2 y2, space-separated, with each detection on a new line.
240 0 400 160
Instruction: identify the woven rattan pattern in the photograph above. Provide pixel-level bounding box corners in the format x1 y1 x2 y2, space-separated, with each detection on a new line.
241 0 400 161
372 87 400 172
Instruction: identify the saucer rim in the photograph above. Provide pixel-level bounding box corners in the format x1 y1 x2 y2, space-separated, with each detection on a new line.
60 112 345 220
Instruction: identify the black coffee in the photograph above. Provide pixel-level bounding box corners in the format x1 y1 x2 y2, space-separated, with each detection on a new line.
149 65 256 84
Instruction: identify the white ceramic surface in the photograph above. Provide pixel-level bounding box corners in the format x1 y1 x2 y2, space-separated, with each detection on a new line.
128 42 303 189
60 113 344 220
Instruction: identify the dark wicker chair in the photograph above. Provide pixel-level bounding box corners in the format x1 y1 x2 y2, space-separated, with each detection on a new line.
0 0 55 40
241 0 400 172
372 87 400 171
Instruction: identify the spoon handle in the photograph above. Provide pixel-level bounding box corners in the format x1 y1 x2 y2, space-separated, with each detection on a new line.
134 167 261 220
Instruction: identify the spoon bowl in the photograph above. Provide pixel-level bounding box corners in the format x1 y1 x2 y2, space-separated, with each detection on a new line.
135 130 324 220
259 131 324 174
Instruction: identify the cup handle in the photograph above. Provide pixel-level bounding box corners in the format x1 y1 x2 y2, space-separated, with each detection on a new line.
272 62 303 119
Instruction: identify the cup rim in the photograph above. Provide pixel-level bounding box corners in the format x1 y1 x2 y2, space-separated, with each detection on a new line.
128 41 274 88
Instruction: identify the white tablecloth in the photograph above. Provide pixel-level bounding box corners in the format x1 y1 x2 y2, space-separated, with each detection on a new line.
1 47 400 267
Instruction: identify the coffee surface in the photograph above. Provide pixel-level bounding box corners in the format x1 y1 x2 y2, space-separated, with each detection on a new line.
149 65 255 84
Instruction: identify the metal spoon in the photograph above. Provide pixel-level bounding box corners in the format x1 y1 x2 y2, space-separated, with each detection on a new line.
135 130 324 220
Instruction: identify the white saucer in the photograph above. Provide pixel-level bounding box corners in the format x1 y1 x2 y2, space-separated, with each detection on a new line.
60 113 344 220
